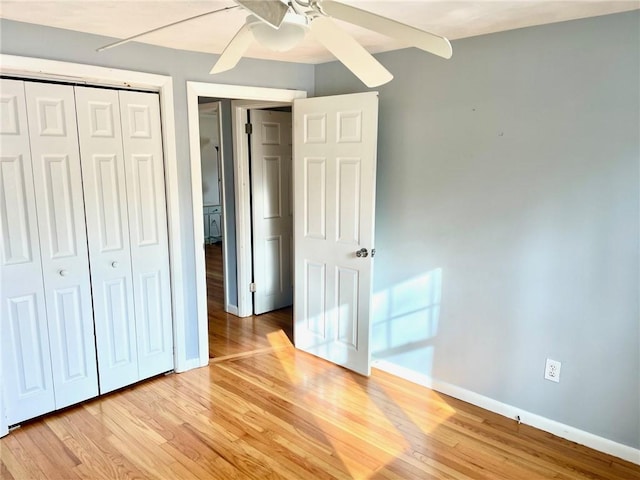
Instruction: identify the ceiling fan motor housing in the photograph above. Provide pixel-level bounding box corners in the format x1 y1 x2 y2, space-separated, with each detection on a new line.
247 13 309 52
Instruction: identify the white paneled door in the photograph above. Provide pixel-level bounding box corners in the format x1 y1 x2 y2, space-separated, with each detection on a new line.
293 92 379 376
24 82 99 409
75 86 139 394
250 109 293 314
0 79 56 424
76 86 173 393
118 90 173 380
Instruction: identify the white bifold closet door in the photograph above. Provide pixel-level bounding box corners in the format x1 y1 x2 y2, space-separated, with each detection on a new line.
1 79 56 423
75 87 173 394
118 90 173 381
1 79 99 425
24 82 99 408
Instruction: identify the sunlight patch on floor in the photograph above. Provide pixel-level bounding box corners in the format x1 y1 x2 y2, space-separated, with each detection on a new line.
265 341 410 477
382 383 457 440
318 400 410 477
266 329 293 349
266 330 326 384
263 312 460 478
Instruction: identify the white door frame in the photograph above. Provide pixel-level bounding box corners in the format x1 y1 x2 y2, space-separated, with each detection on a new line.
0 54 186 436
186 82 306 365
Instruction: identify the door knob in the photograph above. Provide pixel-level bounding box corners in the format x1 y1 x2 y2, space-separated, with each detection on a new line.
356 248 369 258
111 261 119 268
58 269 68 277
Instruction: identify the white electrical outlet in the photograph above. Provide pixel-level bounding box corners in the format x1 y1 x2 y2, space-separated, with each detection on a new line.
544 358 561 383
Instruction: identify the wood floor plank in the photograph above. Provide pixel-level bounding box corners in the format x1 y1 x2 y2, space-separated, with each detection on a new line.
45 413 147 480
159 440 229 480
13 427 83 480
0 436 47 480
0 459 16 480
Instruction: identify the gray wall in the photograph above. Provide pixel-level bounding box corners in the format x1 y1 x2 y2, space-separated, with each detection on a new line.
0 19 315 361
316 11 639 448
199 113 220 207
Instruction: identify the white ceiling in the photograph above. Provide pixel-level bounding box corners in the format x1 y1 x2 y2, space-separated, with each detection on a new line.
1 1 638 64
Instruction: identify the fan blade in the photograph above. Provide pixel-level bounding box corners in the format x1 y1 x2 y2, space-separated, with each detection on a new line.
96 5 238 52
321 0 452 59
236 0 288 28
309 16 392 88
210 24 254 74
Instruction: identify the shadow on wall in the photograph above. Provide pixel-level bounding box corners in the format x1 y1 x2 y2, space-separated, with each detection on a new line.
372 269 443 375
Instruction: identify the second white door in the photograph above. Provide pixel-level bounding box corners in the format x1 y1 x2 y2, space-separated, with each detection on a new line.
250 109 293 314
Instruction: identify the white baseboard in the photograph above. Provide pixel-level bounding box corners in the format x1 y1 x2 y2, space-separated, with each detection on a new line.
372 359 640 465
226 304 239 316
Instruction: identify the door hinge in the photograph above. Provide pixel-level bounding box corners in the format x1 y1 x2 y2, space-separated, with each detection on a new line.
249 282 256 292
245 122 253 135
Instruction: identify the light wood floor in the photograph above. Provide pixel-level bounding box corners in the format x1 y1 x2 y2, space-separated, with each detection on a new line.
1 245 638 479
205 243 294 361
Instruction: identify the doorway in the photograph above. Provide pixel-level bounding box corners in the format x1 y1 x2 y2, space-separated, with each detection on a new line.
188 83 307 362
197 102 293 359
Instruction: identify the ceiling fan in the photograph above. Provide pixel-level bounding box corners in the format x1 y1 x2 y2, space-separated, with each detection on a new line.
97 0 453 87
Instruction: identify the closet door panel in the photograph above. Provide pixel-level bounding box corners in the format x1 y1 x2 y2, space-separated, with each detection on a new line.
0 79 55 424
24 82 99 408
119 91 173 379
75 86 138 394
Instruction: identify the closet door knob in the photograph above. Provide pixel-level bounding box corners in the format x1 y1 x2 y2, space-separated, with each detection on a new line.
111 261 119 268
58 269 68 277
